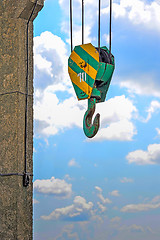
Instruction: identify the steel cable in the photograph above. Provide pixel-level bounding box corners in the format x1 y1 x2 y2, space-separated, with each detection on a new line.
70 0 73 52
98 0 101 53
82 0 84 44
109 0 112 56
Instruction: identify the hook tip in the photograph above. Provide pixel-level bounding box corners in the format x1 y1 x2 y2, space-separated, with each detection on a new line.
83 111 100 138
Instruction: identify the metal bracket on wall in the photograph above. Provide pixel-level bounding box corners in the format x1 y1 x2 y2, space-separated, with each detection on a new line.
0 172 33 187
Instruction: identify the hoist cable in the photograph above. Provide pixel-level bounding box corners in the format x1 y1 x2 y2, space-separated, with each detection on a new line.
98 0 101 53
82 0 84 44
70 0 73 52
109 0 112 55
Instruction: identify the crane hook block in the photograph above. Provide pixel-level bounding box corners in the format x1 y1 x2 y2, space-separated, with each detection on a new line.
68 43 115 137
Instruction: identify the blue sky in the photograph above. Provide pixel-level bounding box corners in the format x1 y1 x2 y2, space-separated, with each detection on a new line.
33 0 160 239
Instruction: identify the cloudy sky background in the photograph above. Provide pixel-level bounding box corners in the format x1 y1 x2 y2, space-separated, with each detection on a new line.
33 0 160 239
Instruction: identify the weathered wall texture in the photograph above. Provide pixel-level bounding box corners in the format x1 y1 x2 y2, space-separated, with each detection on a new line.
0 1 44 239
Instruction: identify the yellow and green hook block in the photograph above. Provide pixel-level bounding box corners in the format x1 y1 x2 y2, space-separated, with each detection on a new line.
68 43 115 138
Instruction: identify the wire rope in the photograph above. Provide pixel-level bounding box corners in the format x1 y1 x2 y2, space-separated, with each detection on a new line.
109 0 112 56
98 0 101 53
82 0 84 44
70 0 73 52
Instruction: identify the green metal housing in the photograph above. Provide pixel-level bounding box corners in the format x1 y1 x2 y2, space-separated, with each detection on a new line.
68 44 115 104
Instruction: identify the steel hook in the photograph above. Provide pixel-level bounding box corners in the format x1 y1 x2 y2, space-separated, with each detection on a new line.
83 98 100 138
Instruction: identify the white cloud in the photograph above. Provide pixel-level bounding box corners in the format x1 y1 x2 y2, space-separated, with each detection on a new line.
117 224 156 238
33 199 39 204
94 119 136 142
156 128 160 136
95 186 112 204
121 0 151 24
55 224 79 240
102 34 109 45
120 224 145 233
67 0 160 33
34 90 86 136
34 53 53 77
121 195 160 213
151 195 160 203
34 31 70 90
145 100 160 122
102 2 126 19
32 34 86 138
102 0 160 32
68 158 80 167
97 202 107 213
95 186 102 192
66 24 93 48
59 0 97 48
126 143 160 165
99 195 111 205
109 190 120 197
110 216 121 223
34 32 85 136
89 95 137 142
33 147 36 153
121 202 160 213
119 75 160 98
64 174 73 181
34 177 72 198
120 177 134 183
41 196 93 221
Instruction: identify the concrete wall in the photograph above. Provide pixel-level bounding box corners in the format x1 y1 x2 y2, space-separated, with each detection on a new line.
0 1 44 239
